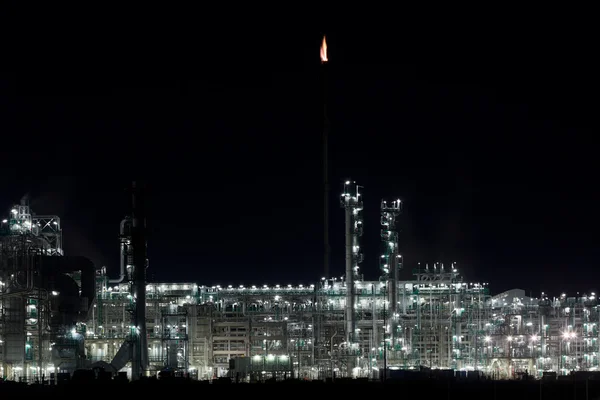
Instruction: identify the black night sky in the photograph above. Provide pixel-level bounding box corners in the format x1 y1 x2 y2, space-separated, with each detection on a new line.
5 14 599 297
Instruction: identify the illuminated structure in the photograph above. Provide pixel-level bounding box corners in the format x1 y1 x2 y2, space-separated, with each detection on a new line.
0 197 94 381
2 190 599 382
379 198 402 367
340 180 363 346
81 277 600 381
0 183 146 382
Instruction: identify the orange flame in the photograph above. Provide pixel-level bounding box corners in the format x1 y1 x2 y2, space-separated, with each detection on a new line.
320 35 328 63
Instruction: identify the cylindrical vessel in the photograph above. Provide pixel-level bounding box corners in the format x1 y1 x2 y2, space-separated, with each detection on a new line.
345 207 354 343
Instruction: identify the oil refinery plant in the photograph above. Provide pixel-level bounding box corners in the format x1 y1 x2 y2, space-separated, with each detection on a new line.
1 182 597 383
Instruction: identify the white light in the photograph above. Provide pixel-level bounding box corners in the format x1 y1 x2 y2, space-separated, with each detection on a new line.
531 335 538 342
1 219 7 223
51 291 59 296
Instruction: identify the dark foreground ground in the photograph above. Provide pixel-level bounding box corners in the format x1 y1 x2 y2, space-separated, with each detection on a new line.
1 378 599 399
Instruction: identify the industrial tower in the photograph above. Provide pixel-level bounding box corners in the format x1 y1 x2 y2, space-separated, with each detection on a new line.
380 199 402 353
130 181 149 379
340 180 364 345
321 34 330 281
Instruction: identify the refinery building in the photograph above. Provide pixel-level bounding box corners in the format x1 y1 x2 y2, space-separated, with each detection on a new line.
1 186 597 382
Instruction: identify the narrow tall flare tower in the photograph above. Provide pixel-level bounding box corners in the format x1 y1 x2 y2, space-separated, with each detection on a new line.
321 34 330 280
340 180 363 344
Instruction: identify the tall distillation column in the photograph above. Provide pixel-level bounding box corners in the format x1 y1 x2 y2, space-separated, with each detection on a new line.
380 199 402 355
340 180 363 345
131 181 148 379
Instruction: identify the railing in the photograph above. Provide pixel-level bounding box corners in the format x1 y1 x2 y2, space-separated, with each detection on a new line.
88 356 112 362
162 333 188 340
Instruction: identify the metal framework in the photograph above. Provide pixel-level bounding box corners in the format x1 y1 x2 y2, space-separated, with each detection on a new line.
0 200 62 382
3 195 600 383
5 263 600 381
31 216 63 256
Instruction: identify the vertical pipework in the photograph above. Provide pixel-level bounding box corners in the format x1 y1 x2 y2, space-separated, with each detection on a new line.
321 35 330 280
389 251 397 316
371 285 377 340
541 314 546 357
131 181 148 379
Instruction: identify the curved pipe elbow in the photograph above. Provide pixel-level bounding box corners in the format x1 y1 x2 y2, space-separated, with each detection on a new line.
108 275 125 284
109 241 127 283
120 217 132 235
110 217 132 283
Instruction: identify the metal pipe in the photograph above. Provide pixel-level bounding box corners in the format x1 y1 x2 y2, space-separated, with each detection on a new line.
389 250 398 350
371 284 377 336
109 218 130 284
330 331 337 379
541 314 546 357
37 287 45 380
383 290 387 382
